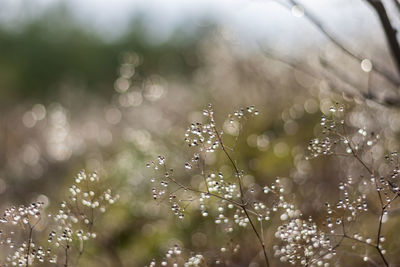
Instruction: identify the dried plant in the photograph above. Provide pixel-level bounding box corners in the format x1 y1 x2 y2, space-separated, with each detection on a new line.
303 104 398 267
147 104 400 267
0 202 49 266
0 170 118 267
146 105 301 266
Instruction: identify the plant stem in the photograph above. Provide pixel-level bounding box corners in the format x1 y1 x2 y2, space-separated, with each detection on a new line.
214 125 270 266
65 244 69 267
26 226 33 267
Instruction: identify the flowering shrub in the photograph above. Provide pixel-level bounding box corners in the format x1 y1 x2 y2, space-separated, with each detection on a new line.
146 105 297 266
146 104 400 267
0 170 118 266
2 102 400 267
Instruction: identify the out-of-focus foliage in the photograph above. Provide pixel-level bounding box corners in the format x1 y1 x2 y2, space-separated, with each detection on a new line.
0 4 205 103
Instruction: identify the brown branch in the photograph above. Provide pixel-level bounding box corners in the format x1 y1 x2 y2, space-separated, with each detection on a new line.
365 0 400 77
276 0 400 86
260 44 400 108
392 0 400 14
319 55 400 107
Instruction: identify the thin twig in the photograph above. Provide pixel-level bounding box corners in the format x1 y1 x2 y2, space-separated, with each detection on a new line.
65 244 69 267
26 226 33 267
275 0 400 85
213 125 270 267
336 128 389 266
365 0 400 76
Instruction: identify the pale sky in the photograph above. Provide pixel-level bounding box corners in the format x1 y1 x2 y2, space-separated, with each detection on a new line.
0 0 392 47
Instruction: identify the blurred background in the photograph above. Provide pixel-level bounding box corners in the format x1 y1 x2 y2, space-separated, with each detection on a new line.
1 0 400 266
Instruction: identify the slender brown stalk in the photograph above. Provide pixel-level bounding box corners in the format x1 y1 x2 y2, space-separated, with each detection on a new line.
338 132 390 266
213 126 270 267
242 206 270 266
65 244 69 267
74 180 96 267
26 226 33 267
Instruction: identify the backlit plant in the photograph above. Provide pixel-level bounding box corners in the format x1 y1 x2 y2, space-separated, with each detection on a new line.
147 104 400 267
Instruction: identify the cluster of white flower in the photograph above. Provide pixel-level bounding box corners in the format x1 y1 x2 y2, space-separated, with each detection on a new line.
0 170 119 266
0 202 44 226
147 105 305 266
49 170 118 264
6 242 55 266
147 245 205 267
307 137 333 158
184 105 219 152
0 202 48 266
274 218 332 266
184 255 205 266
306 105 347 159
